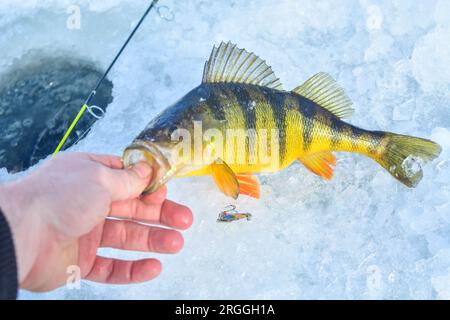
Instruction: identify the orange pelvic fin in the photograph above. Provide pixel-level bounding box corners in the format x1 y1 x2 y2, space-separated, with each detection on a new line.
299 152 337 180
235 173 260 199
210 159 240 199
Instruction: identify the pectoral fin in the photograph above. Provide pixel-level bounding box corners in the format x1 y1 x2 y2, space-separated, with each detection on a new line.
210 159 240 199
299 152 337 180
210 160 261 199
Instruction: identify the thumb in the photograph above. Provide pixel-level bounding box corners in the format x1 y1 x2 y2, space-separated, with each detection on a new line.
105 162 153 201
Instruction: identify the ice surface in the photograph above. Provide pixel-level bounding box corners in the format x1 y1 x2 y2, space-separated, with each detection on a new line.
401 155 423 178
0 0 449 299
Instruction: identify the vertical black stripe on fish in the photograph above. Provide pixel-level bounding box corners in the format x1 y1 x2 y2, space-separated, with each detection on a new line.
260 86 287 164
207 86 226 121
235 85 256 130
297 96 316 151
329 116 344 148
234 85 257 163
350 126 364 150
368 131 385 154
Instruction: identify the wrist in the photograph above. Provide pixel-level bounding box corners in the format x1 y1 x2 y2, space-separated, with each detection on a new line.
0 181 42 284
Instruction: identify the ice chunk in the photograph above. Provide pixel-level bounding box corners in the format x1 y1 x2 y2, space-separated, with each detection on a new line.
412 27 450 92
432 274 450 299
366 5 383 32
401 155 423 178
431 127 450 150
393 99 416 121
435 0 450 27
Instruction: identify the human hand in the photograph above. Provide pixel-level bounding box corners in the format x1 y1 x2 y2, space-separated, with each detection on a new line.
0 152 193 292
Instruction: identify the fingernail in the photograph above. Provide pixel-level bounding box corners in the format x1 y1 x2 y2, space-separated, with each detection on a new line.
132 162 152 179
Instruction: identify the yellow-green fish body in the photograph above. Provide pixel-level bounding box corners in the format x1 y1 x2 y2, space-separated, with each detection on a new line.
123 42 441 199
171 82 380 175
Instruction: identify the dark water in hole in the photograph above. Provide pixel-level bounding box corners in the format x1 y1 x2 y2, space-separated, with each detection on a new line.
0 57 113 173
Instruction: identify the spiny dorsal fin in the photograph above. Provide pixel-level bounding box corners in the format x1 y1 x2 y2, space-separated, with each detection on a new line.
293 72 354 119
202 41 283 90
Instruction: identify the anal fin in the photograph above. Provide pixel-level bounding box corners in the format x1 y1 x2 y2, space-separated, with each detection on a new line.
299 152 337 180
235 173 260 199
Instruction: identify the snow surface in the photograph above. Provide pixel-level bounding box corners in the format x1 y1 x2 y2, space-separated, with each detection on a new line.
0 0 449 299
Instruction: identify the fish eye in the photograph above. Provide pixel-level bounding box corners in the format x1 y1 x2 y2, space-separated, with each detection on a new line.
166 125 179 138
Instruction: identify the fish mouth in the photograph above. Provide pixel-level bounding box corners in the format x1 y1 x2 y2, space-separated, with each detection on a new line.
122 140 173 194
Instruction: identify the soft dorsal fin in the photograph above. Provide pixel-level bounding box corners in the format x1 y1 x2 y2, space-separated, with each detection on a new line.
202 41 283 90
299 151 337 180
293 72 354 119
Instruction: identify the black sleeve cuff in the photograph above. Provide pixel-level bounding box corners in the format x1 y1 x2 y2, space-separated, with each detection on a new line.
0 207 18 300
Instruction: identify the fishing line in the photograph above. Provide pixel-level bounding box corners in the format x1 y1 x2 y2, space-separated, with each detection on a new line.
53 0 160 155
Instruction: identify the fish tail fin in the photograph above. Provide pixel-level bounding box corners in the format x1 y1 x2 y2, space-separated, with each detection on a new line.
373 133 441 188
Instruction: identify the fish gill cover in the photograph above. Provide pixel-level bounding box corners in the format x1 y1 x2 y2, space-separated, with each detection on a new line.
0 0 449 299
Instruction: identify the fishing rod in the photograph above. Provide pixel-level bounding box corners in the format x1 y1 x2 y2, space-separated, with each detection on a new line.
53 0 160 155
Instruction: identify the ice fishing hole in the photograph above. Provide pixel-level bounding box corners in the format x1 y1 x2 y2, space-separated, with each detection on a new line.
0 55 113 173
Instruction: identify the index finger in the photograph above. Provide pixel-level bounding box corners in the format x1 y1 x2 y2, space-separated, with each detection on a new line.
109 194 193 230
88 154 124 169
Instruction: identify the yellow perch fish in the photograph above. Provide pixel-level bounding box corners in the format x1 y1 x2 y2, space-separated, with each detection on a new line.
123 42 442 199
